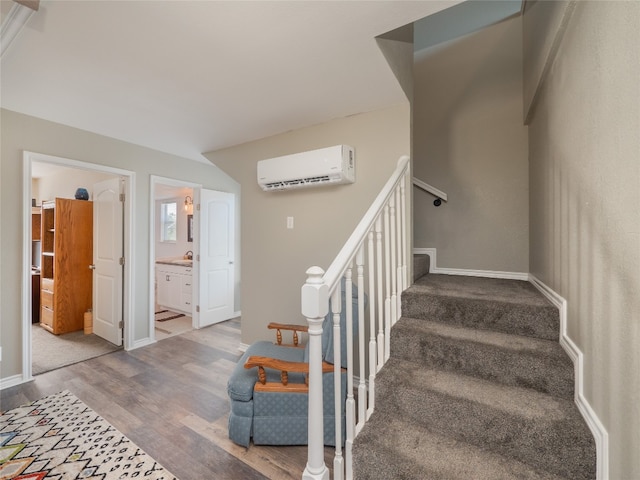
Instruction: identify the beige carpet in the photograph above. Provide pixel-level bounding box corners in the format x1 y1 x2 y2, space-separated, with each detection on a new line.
31 324 121 375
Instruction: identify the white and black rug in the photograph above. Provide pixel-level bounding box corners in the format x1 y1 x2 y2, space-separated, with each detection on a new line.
154 310 185 322
0 390 177 479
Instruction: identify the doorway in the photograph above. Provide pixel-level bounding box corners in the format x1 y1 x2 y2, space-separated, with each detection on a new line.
152 180 197 340
150 176 237 342
22 152 134 379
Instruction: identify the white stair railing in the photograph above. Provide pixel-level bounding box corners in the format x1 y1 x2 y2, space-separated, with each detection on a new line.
301 156 411 480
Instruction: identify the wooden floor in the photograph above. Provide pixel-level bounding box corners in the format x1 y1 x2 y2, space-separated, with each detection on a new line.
1 318 334 480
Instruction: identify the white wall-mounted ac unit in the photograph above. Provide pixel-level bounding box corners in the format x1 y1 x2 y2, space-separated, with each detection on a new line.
257 145 355 192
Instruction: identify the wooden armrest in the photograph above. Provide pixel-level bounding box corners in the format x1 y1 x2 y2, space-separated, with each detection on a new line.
268 322 309 332
267 322 308 346
244 355 334 386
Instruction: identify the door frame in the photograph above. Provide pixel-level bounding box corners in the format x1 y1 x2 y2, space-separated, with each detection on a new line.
22 151 135 381
149 175 201 340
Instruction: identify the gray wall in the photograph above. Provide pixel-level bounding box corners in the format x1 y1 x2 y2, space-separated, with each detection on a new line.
205 104 410 346
0 108 240 380
522 0 573 122
413 15 529 273
525 2 640 478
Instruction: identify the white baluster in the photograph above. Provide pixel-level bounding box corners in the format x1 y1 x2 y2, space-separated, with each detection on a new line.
344 268 355 479
356 246 366 434
367 229 376 418
395 186 403 320
389 192 397 327
301 267 330 480
383 204 391 362
331 288 344 480
400 171 408 292
375 216 385 371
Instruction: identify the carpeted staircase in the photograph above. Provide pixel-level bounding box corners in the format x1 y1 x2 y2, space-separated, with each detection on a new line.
352 270 596 479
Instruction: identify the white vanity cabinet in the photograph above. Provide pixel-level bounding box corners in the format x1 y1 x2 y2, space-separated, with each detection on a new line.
156 263 193 314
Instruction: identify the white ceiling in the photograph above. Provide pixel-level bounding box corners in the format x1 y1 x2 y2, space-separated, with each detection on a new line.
1 0 464 164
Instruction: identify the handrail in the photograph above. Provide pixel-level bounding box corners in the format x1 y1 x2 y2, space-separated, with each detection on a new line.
413 177 447 205
323 156 410 291
301 155 411 480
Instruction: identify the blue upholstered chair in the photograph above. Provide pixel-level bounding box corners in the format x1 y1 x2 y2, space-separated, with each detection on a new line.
227 282 361 447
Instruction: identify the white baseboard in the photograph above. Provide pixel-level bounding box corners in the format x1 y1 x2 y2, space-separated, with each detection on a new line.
0 373 29 391
131 337 156 350
413 248 529 281
529 274 609 480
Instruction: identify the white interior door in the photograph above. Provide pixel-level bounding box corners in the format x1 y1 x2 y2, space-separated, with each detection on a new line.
198 189 235 327
92 177 123 346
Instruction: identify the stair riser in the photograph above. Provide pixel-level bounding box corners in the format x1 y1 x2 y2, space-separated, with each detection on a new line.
374 373 594 478
413 254 430 281
391 327 574 399
402 292 559 341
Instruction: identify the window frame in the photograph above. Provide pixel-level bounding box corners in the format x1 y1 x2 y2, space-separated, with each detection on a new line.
160 201 178 243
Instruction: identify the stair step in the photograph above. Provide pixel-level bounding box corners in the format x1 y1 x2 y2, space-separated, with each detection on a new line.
403 274 559 340
352 273 596 479
353 415 567 480
371 357 596 479
392 316 574 399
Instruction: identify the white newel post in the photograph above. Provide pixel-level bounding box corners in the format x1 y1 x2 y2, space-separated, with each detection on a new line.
302 267 330 480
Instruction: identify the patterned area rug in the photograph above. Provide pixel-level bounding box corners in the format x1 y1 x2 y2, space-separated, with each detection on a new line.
0 391 177 479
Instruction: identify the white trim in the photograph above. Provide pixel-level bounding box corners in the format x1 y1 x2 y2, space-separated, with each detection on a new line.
431 267 528 281
21 151 135 387
131 337 156 350
528 274 609 480
0 374 28 390
413 248 529 281
21 155 34 384
0 2 35 58
413 247 436 259
238 342 249 353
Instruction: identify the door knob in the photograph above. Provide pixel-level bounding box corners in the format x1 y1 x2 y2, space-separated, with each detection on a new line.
89 265 96 270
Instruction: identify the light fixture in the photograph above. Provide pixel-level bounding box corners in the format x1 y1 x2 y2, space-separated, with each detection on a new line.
0 1 39 59
184 195 193 212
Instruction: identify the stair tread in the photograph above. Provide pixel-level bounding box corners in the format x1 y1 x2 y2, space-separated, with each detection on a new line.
377 357 575 421
411 274 553 307
402 275 559 341
392 316 575 398
353 415 567 480
396 316 566 356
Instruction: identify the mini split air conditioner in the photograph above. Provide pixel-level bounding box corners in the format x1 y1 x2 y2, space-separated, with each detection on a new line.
257 145 355 191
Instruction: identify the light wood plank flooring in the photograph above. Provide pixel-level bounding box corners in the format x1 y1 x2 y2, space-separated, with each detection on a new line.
1 318 334 480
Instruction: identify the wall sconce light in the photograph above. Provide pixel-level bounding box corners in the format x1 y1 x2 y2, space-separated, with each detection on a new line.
184 195 193 212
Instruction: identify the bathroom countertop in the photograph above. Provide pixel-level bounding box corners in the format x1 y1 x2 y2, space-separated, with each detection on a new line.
156 259 193 267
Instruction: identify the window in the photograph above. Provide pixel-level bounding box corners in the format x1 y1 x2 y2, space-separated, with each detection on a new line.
160 201 177 242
